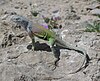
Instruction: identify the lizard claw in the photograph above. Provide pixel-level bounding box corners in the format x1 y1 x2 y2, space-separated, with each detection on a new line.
47 58 59 71
47 61 58 71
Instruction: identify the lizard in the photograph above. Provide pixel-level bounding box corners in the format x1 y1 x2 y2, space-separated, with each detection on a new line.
10 15 89 74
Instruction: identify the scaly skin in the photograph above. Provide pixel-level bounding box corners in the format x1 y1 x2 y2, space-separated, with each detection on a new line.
11 15 89 74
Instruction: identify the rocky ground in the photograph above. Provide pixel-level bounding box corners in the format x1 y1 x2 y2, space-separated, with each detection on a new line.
0 0 100 81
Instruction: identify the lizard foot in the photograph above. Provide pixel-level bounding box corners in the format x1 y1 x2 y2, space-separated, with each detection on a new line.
27 44 35 51
31 46 35 51
47 62 58 71
47 58 60 71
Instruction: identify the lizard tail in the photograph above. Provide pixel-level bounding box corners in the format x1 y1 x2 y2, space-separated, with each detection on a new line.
64 45 89 74
69 52 87 74
55 38 89 74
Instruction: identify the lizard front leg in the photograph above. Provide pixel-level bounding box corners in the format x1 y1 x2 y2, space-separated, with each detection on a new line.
28 32 36 50
31 36 36 50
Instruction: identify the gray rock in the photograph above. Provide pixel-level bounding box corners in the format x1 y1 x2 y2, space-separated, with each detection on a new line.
90 9 100 15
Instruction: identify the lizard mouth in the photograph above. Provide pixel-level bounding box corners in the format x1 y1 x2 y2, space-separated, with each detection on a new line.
10 16 17 23
11 15 19 22
10 15 22 22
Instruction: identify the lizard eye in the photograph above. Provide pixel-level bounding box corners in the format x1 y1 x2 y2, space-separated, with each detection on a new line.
15 18 21 21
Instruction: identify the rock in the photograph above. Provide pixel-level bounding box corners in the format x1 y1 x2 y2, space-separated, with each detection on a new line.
90 9 100 16
14 75 34 81
14 6 20 9
0 0 6 5
86 4 100 10
0 34 4 46
0 14 9 20
65 13 80 20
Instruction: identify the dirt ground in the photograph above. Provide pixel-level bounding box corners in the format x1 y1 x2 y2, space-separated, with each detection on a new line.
0 0 100 81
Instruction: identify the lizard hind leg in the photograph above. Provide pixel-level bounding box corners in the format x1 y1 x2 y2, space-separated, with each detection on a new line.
48 38 60 70
48 38 56 53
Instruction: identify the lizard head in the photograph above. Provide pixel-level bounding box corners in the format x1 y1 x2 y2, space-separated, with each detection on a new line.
11 15 29 30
